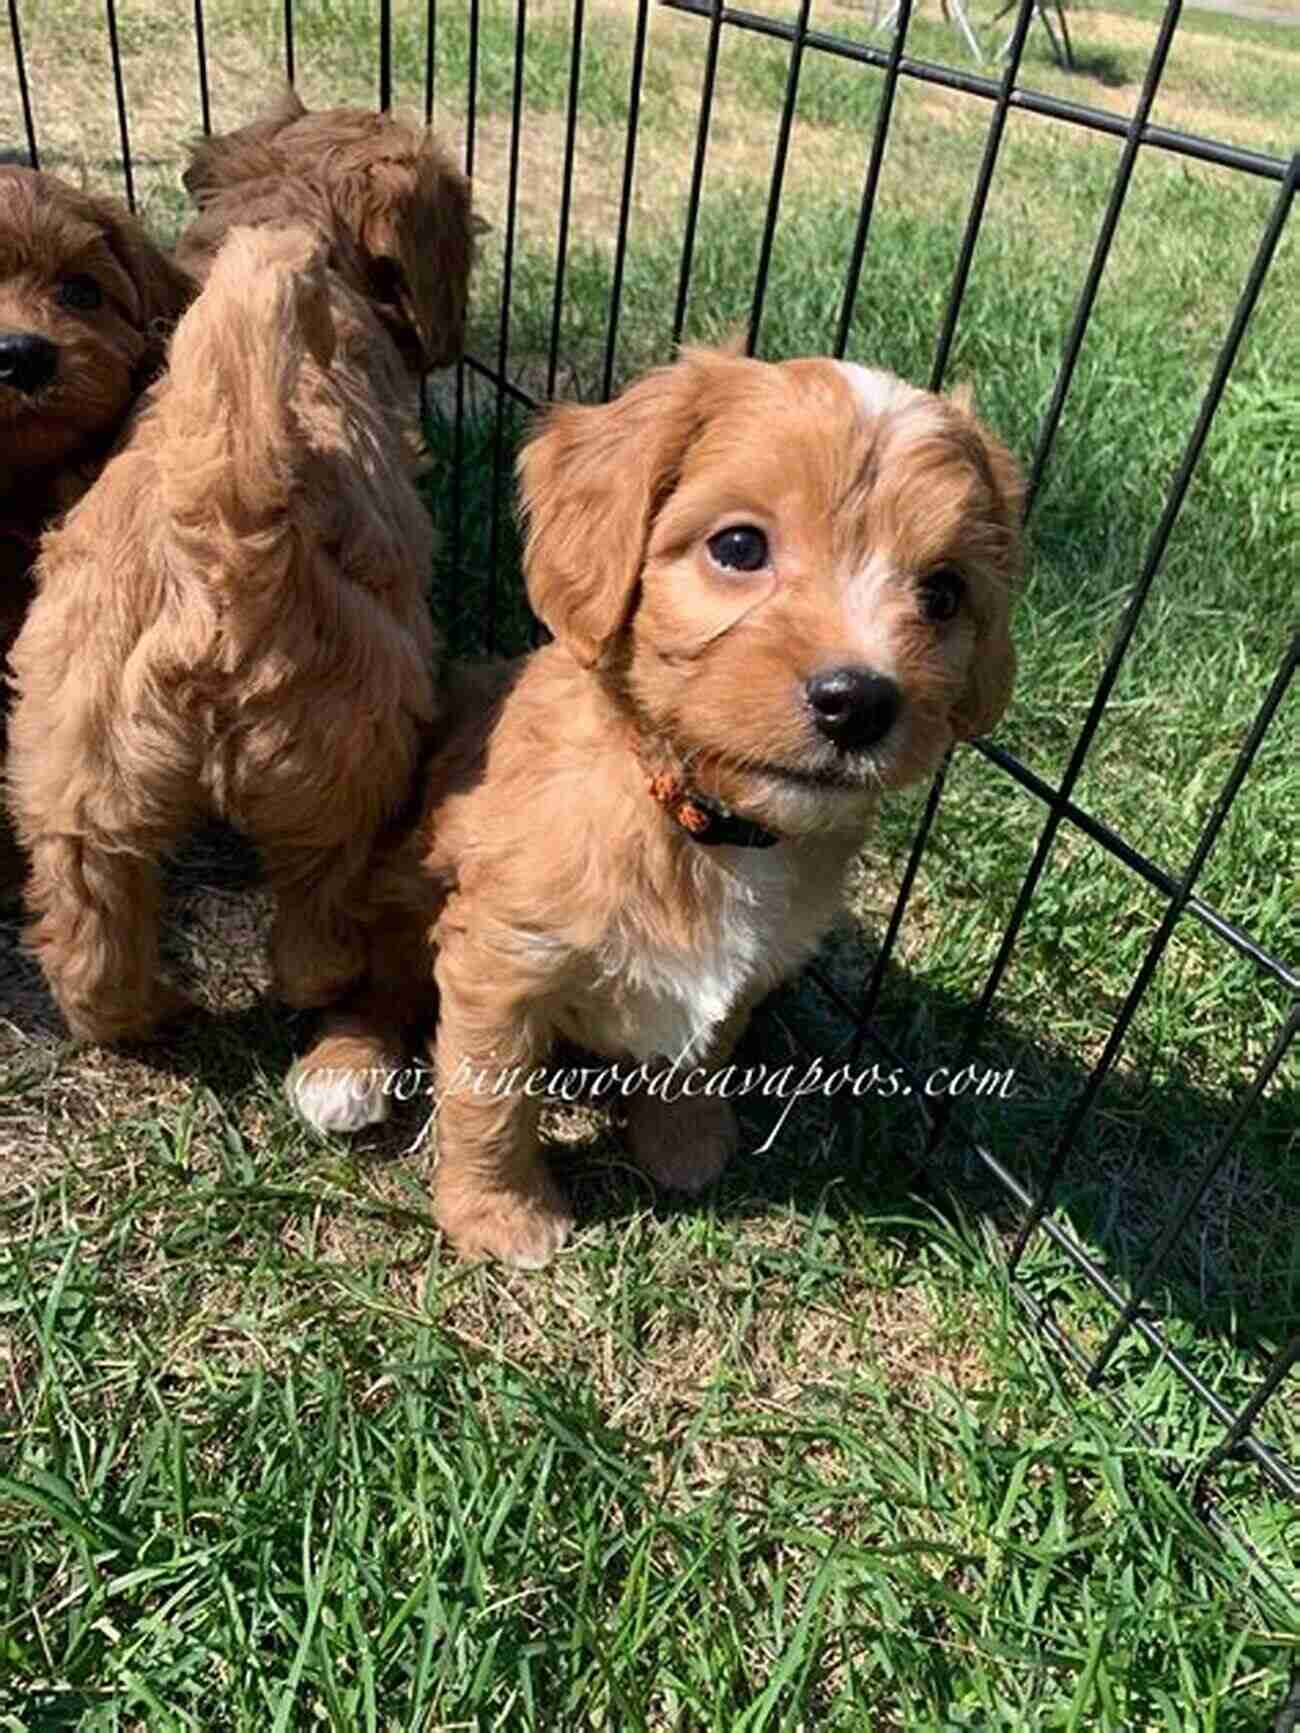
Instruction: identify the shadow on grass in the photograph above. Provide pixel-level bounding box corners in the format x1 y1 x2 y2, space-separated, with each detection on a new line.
0 1692 109 1733
2 798 1294 1729
531 916 1300 1357
1058 46 1134 88
6 838 1292 1363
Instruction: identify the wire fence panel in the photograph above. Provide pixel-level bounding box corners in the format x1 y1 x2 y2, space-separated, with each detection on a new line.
449 0 1299 1644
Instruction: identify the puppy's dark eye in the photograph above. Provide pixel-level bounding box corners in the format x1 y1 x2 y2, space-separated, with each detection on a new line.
367 257 406 307
707 525 769 572
57 274 103 312
920 568 964 623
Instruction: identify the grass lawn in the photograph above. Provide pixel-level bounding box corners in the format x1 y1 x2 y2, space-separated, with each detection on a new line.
1 0 1298 1725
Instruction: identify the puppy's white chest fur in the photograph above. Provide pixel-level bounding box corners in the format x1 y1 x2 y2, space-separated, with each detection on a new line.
585 844 843 1063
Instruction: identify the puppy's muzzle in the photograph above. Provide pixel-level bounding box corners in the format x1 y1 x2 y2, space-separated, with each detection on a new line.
805 665 901 753
0 330 58 396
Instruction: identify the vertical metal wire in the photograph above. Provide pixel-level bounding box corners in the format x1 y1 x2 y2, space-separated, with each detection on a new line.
654 0 1284 183
1024 0 1187 512
379 0 392 111
546 0 587 399
417 0 431 481
671 0 725 348
104 0 135 209
833 0 914 359
193 0 212 135
1010 630 1297 1283
449 0 481 625
449 360 468 642
424 0 436 124
848 754 953 1057
929 0 1036 390
484 0 528 655
601 0 650 401
12 0 1298 1683
465 0 480 180
747 0 813 357
7 0 38 167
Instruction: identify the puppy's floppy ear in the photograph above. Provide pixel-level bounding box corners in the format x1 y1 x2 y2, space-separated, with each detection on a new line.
394 134 475 370
952 590 1017 741
183 88 308 203
92 197 193 355
518 360 703 669
950 398 1024 741
316 121 472 372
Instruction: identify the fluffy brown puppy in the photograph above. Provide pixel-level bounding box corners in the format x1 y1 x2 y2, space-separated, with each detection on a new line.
6 104 473 1041
174 91 472 367
288 348 1024 1269
0 167 190 889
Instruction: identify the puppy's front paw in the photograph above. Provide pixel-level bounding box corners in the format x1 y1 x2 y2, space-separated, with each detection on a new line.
626 1092 738 1193
288 1060 392 1134
435 1168 573 1270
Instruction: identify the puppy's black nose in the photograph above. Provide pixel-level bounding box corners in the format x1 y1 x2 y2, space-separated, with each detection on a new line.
806 665 901 752
0 332 58 396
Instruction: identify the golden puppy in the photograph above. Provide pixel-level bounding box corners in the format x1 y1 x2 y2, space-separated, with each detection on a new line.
6 104 474 1040
289 348 1023 1268
0 166 190 889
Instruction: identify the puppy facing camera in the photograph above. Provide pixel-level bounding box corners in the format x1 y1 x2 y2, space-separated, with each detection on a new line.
0 167 190 480
0 166 192 893
289 346 1024 1269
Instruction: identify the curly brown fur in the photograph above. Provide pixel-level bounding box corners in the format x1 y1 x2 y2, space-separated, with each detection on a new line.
176 91 473 370
0 167 191 891
288 349 1023 1269
6 104 473 1041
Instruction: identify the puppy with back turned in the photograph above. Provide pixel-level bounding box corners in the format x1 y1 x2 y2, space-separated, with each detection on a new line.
0 167 190 890
6 97 474 1038
290 347 1024 1268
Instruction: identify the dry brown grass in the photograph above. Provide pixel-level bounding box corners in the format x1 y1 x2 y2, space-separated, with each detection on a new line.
9 0 1287 231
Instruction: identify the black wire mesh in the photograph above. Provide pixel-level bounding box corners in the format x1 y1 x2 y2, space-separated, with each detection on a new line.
4 0 1296 1689
639 12 1297 1614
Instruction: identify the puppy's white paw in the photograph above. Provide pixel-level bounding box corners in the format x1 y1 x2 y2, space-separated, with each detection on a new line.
289 1062 392 1134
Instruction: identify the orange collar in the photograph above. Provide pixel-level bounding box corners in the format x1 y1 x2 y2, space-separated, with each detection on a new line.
621 704 782 850
641 765 780 850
